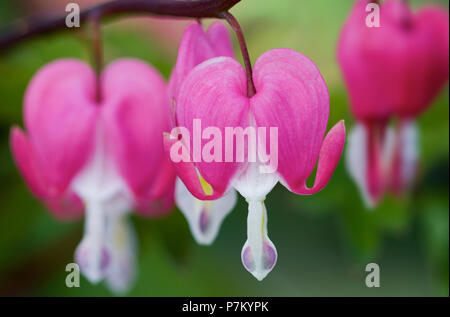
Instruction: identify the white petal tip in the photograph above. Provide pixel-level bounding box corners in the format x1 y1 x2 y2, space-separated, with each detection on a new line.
83 272 104 284
194 236 215 246
106 273 135 296
190 208 217 245
104 213 137 295
75 240 110 284
176 179 237 247
241 239 277 282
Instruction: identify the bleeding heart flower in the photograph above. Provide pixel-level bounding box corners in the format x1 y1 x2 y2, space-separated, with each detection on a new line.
10 58 175 293
165 48 345 280
338 0 449 206
169 22 238 245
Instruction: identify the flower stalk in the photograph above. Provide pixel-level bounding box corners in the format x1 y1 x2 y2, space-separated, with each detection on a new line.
0 0 257 100
0 0 241 51
89 12 104 103
221 11 256 98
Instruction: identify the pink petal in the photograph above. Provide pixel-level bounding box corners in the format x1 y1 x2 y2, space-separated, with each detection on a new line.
338 0 449 121
168 22 234 105
397 6 449 118
10 127 49 199
44 192 84 221
135 154 176 217
337 0 396 121
292 121 346 195
146 155 176 201
10 127 83 219
163 132 227 200
206 22 234 59
168 23 216 103
24 59 98 195
176 57 250 195
135 174 175 218
251 48 337 194
102 59 172 202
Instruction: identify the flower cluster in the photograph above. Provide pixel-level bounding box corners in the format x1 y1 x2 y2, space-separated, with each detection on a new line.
10 0 447 293
10 19 345 289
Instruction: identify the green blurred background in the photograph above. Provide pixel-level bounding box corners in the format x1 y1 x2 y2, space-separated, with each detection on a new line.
0 0 448 296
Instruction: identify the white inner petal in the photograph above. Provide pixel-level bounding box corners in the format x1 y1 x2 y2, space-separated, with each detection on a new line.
71 121 131 203
175 178 237 245
399 120 418 189
70 121 132 283
346 123 375 208
75 200 108 283
241 200 277 281
104 209 137 295
232 159 278 281
233 162 279 202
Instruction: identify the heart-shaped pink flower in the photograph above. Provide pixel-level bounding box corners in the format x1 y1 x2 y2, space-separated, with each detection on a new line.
338 0 448 206
165 48 345 280
10 58 175 292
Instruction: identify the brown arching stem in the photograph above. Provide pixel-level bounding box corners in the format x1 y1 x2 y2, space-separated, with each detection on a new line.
220 11 256 98
89 12 104 103
0 0 241 50
0 0 257 98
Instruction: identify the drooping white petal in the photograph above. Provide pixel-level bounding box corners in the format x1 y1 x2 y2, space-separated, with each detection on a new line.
381 125 396 177
104 209 137 295
233 162 278 281
71 123 130 203
398 120 419 190
71 123 133 284
75 201 110 283
346 123 375 208
175 178 237 245
241 200 277 281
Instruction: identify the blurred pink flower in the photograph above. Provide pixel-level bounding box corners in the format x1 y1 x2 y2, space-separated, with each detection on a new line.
165 48 345 280
338 0 449 206
10 59 175 293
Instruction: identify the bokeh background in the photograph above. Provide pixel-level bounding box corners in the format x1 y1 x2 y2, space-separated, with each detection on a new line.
0 0 448 296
